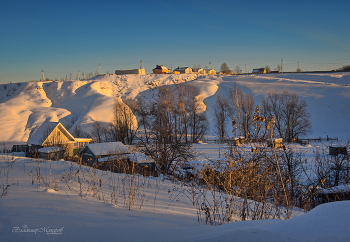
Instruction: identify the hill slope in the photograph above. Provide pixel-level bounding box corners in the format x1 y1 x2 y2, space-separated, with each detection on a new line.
0 73 349 143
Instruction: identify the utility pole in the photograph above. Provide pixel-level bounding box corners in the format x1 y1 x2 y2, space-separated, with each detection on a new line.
281 59 283 74
98 64 103 75
41 69 45 81
245 64 247 74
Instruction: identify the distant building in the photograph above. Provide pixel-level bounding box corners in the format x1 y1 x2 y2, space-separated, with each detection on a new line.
152 65 170 74
195 68 205 74
115 69 146 75
252 68 266 74
173 67 192 74
207 69 216 75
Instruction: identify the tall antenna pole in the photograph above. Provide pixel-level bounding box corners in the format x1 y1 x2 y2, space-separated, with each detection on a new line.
209 61 212 70
41 69 45 81
140 60 145 69
98 64 103 75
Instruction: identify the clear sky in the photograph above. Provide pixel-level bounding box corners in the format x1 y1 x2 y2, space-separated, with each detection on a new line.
1 0 349 83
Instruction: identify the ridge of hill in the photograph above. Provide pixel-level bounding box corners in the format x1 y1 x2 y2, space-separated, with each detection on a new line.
0 73 349 143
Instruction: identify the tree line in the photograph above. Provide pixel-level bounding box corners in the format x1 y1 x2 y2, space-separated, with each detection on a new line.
215 84 311 143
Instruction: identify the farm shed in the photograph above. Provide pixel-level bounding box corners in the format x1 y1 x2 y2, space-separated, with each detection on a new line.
38 146 65 160
315 184 350 206
252 68 266 74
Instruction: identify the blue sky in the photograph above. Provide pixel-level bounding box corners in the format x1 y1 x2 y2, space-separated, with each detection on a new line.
1 0 349 83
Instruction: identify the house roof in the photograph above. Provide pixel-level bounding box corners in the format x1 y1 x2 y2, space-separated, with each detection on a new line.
27 121 89 146
174 67 190 71
127 152 155 164
153 65 169 70
82 142 129 156
319 184 350 195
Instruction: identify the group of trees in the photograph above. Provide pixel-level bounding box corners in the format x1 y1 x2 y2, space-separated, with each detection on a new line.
89 83 208 174
87 82 311 174
220 63 242 75
215 84 311 142
132 84 208 174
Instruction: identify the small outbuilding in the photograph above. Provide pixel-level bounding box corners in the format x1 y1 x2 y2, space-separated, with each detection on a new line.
38 146 65 160
329 146 348 156
315 184 350 206
252 68 266 74
79 142 130 166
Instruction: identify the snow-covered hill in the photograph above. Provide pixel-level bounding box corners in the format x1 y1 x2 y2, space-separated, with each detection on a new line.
0 73 349 143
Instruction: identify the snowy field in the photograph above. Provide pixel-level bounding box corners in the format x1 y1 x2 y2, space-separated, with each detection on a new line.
0 73 350 241
1 151 350 242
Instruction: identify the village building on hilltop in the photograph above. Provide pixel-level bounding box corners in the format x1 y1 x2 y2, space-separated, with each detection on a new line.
252 68 267 74
152 65 170 74
173 67 192 74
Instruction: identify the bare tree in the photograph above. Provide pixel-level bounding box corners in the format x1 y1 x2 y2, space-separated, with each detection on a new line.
71 125 90 138
110 98 138 144
215 94 231 142
262 90 311 142
91 121 107 143
229 84 254 140
220 63 230 74
134 86 195 174
265 65 271 73
275 64 282 72
176 83 207 143
234 66 242 74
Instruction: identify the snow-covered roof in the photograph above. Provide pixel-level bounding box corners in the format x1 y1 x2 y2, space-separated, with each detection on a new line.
97 154 128 162
153 65 169 70
127 153 155 164
83 142 129 156
319 184 350 194
174 67 190 71
38 146 64 153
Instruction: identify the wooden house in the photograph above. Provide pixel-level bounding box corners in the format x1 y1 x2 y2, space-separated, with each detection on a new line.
152 65 170 74
207 69 216 75
173 67 192 74
27 122 92 157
